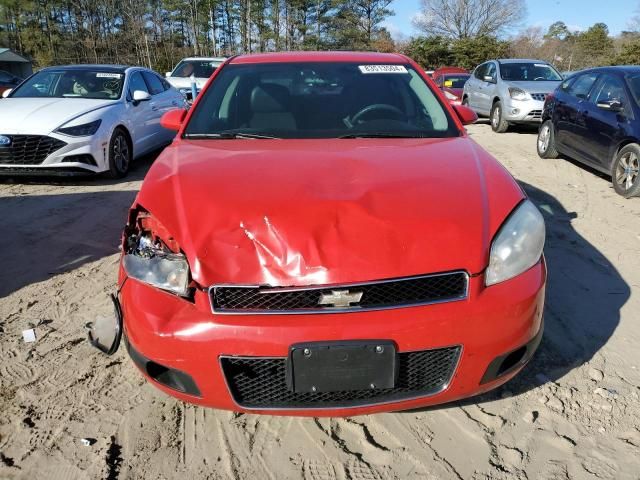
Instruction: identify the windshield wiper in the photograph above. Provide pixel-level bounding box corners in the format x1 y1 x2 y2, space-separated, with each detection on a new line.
183 132 280 140
338 132 427 139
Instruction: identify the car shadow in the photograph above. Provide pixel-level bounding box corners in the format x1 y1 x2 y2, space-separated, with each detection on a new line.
0 151 160 297
0 188 142 297
411 180 629 411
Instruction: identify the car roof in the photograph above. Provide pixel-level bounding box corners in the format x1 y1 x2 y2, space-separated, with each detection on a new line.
578 65 640 75
40 64 130 73
497 59 551 64
181 57 227 62
229 51 408 65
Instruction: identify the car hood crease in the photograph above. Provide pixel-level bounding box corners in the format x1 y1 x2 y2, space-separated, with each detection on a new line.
136 137 525 288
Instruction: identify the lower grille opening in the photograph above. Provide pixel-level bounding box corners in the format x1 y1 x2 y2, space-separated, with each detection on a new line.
221 346 461 409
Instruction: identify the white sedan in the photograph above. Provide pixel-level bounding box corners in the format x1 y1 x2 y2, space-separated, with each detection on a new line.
0 65 187 178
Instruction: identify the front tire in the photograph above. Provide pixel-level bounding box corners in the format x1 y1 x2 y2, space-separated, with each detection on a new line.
107 128 131 179
490 101 509 133
612 144 640 198
537 120 559 159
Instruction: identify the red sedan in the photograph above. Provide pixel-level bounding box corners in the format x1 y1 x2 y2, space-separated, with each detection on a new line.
90 52 546 416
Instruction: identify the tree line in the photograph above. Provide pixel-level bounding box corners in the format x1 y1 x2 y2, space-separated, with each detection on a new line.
2 0 640 75
0 0 395 72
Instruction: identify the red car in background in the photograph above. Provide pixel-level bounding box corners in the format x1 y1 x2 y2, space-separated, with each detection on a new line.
433 67 471 104
89 52 546 416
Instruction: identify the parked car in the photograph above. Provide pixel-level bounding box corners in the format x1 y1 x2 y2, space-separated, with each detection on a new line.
463 59 563 132
433 67 470 104
0 69 22 95
0 64 186 177
89 51 546 416
165 57 226 99
538 66 640 198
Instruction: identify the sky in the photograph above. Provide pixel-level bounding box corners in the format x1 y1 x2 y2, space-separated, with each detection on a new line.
386 0 638 39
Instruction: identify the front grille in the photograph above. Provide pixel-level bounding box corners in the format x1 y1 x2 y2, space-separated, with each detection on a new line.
211 271 468 314
221 346 461 409
0 135 67 165
531 93 547 102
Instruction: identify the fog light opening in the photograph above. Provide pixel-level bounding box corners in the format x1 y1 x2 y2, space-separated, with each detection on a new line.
497 346 527 377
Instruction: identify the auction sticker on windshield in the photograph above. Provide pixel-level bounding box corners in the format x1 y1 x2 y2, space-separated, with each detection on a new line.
359 65 408 74
96 73 122 78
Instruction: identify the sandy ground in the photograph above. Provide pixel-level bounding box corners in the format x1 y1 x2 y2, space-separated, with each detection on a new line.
1 122 639 480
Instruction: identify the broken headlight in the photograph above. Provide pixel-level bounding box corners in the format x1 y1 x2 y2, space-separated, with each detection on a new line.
122 210 191 296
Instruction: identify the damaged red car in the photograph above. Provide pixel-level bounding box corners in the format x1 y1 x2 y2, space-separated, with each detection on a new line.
89 52 546 416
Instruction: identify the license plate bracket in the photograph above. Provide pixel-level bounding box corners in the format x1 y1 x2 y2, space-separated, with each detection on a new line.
287 340 396 393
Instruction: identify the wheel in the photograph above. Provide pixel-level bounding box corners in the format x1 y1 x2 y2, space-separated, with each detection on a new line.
107 128 131 179
612 144 640 198
537 120 559 159
490 101 509 133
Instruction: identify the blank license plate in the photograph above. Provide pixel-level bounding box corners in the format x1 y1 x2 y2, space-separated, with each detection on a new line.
288 341 396 393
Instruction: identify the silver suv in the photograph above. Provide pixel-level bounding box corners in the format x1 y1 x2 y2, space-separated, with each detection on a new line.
463 59 562 133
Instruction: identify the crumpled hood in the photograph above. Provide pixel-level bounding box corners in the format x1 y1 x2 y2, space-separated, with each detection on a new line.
504 80 561 94
166 77 209 90
137 137 525 287
0 97 117 134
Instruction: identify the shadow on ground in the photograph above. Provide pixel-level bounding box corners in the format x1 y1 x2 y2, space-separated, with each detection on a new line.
0 154 158 297
421 180 629 410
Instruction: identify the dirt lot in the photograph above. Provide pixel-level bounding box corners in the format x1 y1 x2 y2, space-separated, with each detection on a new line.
1 122 639 480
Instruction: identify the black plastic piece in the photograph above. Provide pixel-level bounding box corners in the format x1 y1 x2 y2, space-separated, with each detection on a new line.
221 346 461 409
287 340 397 393
480 320 544 385
125 338 201 397
87 293 123 356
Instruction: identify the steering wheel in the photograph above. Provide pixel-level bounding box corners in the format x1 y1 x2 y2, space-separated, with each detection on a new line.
351 104 406 125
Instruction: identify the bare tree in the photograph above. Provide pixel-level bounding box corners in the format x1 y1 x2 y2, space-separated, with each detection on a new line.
413 0 526 39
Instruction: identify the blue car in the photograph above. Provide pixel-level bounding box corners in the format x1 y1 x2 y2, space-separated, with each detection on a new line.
537 66 640 198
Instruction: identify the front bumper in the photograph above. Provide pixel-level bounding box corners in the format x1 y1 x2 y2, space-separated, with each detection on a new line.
120 260 546 416
0 131 109 175
502 98 545 123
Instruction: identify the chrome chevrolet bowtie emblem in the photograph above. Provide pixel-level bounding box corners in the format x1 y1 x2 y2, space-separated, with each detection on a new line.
318 289 363 308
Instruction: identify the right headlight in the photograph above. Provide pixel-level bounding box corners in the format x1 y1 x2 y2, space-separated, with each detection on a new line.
122 210 191 296
485 200 545 286
508 87 529 101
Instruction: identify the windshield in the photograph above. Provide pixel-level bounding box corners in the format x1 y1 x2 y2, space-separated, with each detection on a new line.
10 69 124 99
500 63 562 82
184 62 458 139
171 60 221 78
442 74 470 89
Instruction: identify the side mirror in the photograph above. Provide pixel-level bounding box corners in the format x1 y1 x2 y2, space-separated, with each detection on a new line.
597 99 623 112
2 89 12 98
483 75 495 84
453 104 478 125
132 90 152 102
161 108 188 131
165 72 172 78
